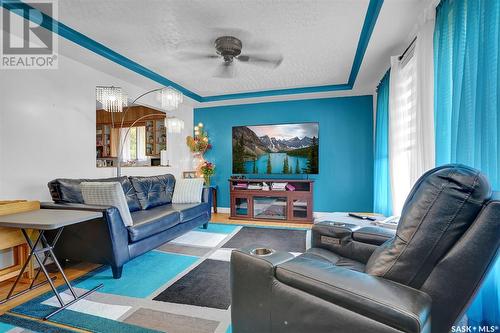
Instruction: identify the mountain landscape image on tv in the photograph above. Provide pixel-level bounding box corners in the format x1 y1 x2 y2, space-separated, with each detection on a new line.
232 123 319 174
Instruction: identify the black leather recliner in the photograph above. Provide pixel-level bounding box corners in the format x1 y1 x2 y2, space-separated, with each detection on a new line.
230 164 500 333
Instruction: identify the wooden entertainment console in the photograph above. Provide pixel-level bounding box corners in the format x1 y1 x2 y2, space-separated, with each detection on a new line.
229 178 314 224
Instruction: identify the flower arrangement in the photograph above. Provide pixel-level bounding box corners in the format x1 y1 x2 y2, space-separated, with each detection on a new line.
186 122 212 153
200 161 216 186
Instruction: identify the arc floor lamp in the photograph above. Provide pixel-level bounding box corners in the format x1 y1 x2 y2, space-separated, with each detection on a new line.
96 85 185 177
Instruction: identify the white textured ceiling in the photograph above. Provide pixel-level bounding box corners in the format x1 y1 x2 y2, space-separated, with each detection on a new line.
52 0 425 99
353 0 428 93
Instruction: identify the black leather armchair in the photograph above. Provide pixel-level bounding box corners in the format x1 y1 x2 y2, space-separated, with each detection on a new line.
230 164 500 333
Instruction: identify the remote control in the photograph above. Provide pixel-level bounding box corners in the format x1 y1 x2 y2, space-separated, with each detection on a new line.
348 213 376 221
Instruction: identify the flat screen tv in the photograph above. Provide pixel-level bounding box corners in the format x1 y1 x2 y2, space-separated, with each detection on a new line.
232 122 319 174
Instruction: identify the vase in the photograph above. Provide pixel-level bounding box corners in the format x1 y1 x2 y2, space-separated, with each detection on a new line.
203 175 211 186
192 152 204 171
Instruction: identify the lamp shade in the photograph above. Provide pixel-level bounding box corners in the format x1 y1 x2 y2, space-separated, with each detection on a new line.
160 150 169 166
96 86 127 112
159 87 183 111
165 117 185 134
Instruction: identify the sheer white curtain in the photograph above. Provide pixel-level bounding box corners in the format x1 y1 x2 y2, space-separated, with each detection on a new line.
136 126 146 161
389 15 435 215
119 126 147 162
388 14 436 215
119 128 131 162
389 54 417 215
414 17 436 176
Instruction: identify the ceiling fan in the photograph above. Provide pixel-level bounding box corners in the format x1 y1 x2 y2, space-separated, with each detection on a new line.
177 35 283 78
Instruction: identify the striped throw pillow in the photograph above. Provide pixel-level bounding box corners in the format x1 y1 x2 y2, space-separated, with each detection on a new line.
81 182 134 227
172 178 205 204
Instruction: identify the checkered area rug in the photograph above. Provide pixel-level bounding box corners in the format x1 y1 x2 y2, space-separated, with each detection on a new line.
3 223 310 333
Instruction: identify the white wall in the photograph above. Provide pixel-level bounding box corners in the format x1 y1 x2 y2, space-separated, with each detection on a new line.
0 47 194 201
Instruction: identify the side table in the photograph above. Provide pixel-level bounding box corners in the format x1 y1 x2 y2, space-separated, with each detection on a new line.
208 185 218 213
0 209 103 320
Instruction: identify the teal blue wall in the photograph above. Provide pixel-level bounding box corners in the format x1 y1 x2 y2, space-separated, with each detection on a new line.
194 96 374 212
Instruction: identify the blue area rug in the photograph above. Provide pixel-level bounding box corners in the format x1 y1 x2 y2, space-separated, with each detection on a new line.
0 320 16 333
75 251 198 298
10 284 160 333
0 314 77 332
153 259 231 309
222 227 306 252
196 223 239 234
7 223 309 333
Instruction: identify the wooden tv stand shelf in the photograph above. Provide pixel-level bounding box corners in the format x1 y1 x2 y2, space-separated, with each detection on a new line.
229 178 314 224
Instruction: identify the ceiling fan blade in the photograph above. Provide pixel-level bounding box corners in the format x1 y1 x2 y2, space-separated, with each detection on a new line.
237 55 250 62
175 51 219 61
175 39 213 50
214 62 236 78
236 53 283 68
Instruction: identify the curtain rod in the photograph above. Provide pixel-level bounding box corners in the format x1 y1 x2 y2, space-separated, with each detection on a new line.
399 36 417 60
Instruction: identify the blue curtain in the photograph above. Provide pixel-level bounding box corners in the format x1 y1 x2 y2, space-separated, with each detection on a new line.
373 70 392 216
434 0 499 326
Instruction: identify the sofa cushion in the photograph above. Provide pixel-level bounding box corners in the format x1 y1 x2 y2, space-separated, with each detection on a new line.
81 182 134 227
299 248 366 272
128 205 180 242
275 252 430 333
171 203 210 223
275 250 368 300
130 174 176 210
48 177 141 212
275 250 366 292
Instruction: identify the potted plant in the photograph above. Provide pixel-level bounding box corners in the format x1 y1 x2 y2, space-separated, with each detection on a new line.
186 122 212 154
200 161 216 186
186 122 212 170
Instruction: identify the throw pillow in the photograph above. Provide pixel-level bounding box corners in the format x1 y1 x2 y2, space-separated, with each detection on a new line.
81 182 134 227
172 178 205 204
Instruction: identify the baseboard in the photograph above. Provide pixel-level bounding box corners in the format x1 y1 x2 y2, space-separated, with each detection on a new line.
215 207 230 214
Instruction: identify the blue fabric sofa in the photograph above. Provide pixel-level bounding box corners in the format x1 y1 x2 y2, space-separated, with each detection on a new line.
42 174 211 278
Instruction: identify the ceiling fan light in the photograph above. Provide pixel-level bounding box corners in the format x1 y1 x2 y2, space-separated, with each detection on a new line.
96 86 127 112
159 87 183 111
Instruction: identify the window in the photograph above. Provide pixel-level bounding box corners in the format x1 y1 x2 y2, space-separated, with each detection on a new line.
120 126 146 162
389 47 418 215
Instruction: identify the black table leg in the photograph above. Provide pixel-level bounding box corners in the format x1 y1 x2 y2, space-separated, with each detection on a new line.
0 228 103 320
212 187 217 213
0 231 55 305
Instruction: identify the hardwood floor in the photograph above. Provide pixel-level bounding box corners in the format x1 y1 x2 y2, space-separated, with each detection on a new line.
211 212 313 229
0 262 100 314
0 213 311 323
